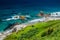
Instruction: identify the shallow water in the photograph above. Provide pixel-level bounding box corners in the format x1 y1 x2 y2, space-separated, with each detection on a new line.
0 4 60 32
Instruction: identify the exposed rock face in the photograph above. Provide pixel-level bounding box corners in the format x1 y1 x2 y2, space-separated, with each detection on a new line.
37 11 44 17
20 16 26 20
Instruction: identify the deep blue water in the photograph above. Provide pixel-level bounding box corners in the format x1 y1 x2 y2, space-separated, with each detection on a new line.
0 0 60 19
0 6 60 19
0 0 60 32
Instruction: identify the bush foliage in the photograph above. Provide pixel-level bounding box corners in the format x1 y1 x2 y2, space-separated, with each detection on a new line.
4 20 60 40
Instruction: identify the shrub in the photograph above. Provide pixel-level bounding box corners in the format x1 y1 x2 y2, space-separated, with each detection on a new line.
41 28 53 37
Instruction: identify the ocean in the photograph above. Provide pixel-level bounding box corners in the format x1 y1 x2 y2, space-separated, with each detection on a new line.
0 0 60 32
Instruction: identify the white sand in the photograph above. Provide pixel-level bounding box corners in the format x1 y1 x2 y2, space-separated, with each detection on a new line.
0 16 60 40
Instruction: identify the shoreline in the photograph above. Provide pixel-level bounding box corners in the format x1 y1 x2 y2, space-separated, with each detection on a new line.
0 16 60 40
0 17 45 40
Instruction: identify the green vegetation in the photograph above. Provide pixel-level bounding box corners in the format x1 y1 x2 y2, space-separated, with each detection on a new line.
4 20 60 40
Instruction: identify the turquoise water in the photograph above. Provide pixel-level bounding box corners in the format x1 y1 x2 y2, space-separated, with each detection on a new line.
0 19 23 32
0 0 60 32
0 6 60 32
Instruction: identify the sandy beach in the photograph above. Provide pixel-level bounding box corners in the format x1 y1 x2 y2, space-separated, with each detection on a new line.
0 16 60 40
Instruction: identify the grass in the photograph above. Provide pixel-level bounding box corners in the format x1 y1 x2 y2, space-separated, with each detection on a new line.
4 20 60 40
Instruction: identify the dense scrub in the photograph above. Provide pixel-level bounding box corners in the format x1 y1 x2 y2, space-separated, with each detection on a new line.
4 20 60 40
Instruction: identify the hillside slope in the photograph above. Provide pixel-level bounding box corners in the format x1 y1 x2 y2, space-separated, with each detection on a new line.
4 20 60 40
